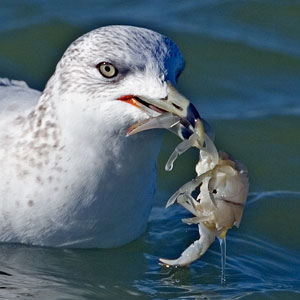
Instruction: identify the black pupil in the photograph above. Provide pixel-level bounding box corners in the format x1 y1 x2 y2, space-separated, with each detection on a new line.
105 66 111 73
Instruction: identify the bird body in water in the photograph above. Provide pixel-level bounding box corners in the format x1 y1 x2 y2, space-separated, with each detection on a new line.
0 25 202 248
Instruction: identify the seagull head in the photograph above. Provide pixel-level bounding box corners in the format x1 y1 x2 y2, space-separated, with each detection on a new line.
51 25 204 141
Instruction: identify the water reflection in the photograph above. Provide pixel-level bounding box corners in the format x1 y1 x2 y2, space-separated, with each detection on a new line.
0 241 149 299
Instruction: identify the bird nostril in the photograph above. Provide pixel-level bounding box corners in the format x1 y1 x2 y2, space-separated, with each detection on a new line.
172 103 183 111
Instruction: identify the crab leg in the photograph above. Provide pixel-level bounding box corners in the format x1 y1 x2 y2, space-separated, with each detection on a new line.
165 131 203 171
165 138 194 171
175 193 199 216
166 172 210 208
159 223 216 267
166 179 198 208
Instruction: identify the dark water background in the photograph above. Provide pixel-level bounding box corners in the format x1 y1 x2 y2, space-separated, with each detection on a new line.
0 0 300 299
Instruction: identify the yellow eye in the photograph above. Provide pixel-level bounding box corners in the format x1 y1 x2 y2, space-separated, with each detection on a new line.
97 62 118 78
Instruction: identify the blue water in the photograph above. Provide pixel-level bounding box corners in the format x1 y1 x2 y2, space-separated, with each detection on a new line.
0 0 300 299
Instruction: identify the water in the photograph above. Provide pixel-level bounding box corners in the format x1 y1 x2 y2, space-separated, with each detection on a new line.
0 0 300 299
217 237 227 285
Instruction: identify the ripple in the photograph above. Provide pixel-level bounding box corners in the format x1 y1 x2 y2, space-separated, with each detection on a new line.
247 190 300 205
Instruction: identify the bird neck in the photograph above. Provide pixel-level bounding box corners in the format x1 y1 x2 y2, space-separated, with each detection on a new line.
13 87 165 247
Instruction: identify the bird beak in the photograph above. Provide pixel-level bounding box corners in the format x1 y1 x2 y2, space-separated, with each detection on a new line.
118 82 205 144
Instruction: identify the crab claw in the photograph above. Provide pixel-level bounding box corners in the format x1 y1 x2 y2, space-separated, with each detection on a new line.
165 132 200 171
166 172 208 208
159 223 216 267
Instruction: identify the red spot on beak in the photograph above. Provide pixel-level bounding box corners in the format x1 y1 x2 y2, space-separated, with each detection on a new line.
117 95 139 108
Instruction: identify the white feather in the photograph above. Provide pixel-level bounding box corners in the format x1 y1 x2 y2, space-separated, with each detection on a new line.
0 25 184 248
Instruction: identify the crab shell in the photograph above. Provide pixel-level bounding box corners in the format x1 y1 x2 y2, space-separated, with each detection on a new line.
195 151 249 235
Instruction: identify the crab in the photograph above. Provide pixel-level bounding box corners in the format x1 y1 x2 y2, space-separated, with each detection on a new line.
128 111 249 267
160 133 249 266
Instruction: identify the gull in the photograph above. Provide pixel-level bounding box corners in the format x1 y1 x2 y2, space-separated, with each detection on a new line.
0 25 203 248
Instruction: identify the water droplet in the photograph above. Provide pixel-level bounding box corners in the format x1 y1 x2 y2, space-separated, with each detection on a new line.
217 236 227 285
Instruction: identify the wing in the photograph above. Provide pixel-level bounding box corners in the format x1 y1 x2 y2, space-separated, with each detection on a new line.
0 78 41 117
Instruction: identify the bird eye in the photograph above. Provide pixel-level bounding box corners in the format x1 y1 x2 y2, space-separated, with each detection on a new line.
97 62 118 78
